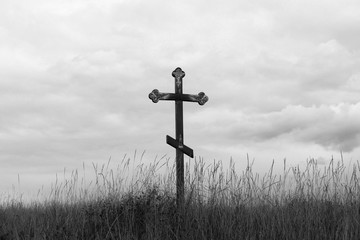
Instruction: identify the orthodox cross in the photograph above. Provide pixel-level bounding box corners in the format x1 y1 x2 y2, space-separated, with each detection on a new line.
149 67 208 212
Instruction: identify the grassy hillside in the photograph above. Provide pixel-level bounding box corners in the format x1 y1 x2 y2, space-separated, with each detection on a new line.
1 154 360 239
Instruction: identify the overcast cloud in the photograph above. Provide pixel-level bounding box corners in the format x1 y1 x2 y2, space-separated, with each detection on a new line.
1 0 360 198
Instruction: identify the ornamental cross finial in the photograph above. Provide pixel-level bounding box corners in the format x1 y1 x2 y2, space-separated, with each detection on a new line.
172 67 185 79
172 67 185 88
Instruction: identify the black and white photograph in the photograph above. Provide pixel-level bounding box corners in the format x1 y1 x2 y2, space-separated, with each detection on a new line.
1 0 360 239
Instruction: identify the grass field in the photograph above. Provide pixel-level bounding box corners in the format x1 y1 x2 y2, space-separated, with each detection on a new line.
1 152 360 239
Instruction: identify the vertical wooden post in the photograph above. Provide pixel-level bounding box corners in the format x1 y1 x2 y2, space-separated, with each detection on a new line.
173 68 185 215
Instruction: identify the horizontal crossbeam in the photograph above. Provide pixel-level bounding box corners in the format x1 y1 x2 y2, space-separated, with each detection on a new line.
149 89 208 105
166 135 194 158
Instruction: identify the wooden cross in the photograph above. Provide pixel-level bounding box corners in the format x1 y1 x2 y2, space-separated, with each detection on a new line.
149 67 208 212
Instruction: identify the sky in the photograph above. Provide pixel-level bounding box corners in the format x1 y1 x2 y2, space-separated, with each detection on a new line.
1 0 360 199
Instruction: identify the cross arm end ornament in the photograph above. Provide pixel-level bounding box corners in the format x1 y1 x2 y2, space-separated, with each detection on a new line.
193 92 208 105
149 89 174 103
149 89 161 103
181 92 209 105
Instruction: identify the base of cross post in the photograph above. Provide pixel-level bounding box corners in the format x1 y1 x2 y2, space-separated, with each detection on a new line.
176 149 185 240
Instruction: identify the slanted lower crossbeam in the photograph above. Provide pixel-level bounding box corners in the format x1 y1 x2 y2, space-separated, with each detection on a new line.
166 135 194 158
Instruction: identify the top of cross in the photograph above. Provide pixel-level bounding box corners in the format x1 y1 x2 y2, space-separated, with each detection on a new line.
172 67 185 80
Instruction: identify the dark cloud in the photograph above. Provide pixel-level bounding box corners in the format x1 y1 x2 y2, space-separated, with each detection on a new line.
213 103 360 152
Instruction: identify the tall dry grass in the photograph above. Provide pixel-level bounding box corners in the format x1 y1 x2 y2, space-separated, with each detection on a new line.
0 152 360 239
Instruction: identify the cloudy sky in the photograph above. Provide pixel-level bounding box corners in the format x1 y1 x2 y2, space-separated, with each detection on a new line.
1 0 360 198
